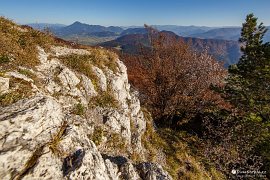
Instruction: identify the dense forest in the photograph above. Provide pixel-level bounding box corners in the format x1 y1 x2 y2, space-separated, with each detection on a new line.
121 14 270 179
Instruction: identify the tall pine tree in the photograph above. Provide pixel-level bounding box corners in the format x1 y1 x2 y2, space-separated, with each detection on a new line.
201 14 270 177
225 13 270 175
226 13 270 123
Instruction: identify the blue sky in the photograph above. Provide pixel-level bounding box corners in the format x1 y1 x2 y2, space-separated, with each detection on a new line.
0 0 270 26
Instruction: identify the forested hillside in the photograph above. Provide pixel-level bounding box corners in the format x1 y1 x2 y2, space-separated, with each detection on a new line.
100 31 241 67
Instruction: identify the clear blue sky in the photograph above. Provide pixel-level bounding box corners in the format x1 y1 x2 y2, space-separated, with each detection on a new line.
0 0 270 26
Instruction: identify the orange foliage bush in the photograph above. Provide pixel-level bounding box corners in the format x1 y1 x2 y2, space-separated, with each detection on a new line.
122 26 229 125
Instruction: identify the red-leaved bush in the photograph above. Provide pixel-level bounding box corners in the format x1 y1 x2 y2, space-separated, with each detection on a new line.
122 26 229 125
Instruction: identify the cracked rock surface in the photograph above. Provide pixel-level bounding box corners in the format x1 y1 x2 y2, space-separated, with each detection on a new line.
0 45 171 180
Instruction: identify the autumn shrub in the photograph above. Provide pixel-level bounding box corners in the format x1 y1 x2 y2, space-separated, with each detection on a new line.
121 25 229 178
122 26 227 127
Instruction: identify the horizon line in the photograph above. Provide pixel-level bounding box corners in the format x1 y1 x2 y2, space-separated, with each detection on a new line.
21 21 245 28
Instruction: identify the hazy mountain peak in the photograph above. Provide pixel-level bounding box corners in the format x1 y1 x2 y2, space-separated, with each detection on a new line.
72 21 83 25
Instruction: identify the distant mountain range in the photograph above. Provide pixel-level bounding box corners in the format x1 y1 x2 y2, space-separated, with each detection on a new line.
27 22 270 66
118 26 270 41
100 31 241 67
190 27 241 41
27 22 270 41
27 22 124 45
52 21 123 37
190 27 270 41
154 25 215 36
26 23 66 31
120 28 147 36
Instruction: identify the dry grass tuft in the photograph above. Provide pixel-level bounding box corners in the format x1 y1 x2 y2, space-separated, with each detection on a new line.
72 103 85 116
48 121 68 158
0 17 54 71
59 54 97 81
0 77 33 107
89 91 118 108
90 126 104 146
105 132 127 153
58 48 118 78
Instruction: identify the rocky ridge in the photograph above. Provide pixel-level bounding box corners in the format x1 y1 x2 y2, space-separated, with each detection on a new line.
0 41 172 179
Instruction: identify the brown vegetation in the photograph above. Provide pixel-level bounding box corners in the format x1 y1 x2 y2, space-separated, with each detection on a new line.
0 17 55 70
122 25 228 126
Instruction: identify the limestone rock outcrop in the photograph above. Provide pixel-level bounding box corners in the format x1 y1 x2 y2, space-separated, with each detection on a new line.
0 45 171 180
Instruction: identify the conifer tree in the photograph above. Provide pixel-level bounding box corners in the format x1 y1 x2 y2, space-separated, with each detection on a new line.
226 13 269 123
224 13 270 175
237 13 267 73
203 14 270 176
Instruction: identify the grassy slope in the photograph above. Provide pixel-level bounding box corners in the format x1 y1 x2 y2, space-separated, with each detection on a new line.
141 109 225 180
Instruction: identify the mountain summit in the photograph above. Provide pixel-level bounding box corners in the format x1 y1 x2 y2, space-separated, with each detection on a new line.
53 21 123 37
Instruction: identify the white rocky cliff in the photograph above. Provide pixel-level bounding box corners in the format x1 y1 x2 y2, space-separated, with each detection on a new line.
0 43 172 180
